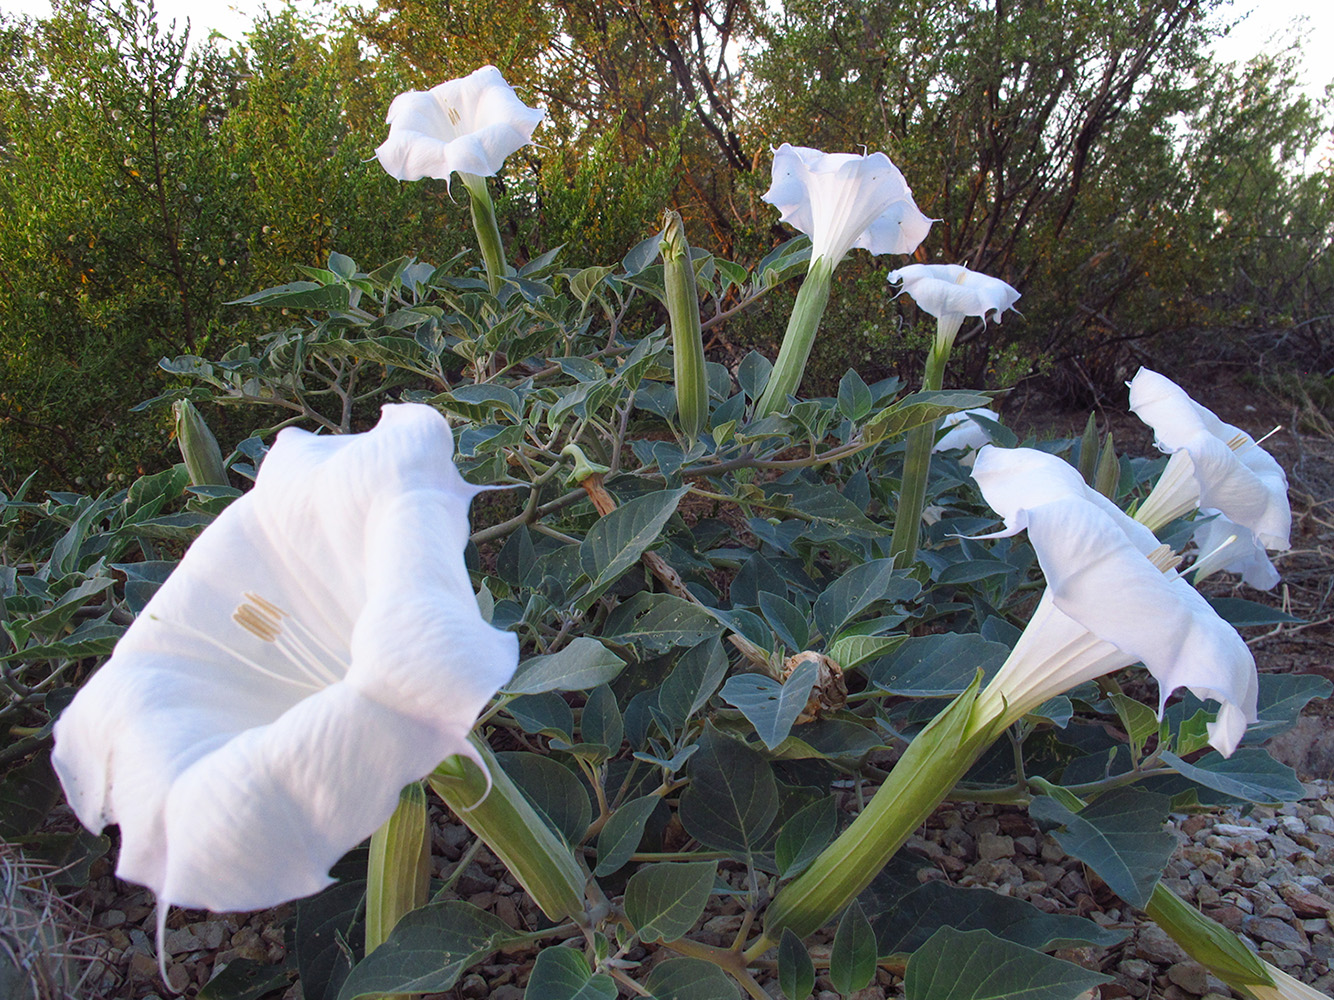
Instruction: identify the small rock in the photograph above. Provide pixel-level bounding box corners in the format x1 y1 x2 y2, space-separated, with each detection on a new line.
491 986 524 1000
95 909 127 929
493 896 522 930
459 973 488 998
128 952 158 979
1136 926 1189 965
1215 823 1268 839
978 833 1015 862
1280 884 1333 917
1167 962 1209 995
1244 915 1310 956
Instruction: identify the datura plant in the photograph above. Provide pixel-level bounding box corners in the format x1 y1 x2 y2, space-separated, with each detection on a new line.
8 62 1323 1000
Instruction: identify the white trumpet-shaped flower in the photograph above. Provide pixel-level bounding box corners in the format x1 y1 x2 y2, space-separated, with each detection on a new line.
762 143 932 268
886 263 1021 327
52 404 519 915
970 446 1256 756
1128 368 1290 589
376 65 544 182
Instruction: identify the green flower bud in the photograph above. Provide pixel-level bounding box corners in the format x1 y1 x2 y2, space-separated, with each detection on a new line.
172 400 228 487
660 211 708 443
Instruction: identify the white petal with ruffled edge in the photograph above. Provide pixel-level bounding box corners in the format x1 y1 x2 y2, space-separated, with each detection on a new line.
763 144 931 267
1129 368 1290 553
376 65 544 182
53 404 518 912
933 407 1000 459
971 446 1257 756
887 263 1021 323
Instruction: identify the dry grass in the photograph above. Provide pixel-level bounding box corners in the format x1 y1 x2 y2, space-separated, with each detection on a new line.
0 846 102 1000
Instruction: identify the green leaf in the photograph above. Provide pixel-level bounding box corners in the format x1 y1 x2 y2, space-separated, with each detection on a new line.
657 637 728 728
1247 673 1333 743
826 634 907 672
594 794 659 876
0 752 60 838
505 637 626 694
497 752 592 846
642 957 741 1000
580 487 689 598
571 265 616 304
679 725 778 858
507 692 574 740
813 560 919 640
1109 692 1161 760
868 633 1009 697
759 590 810 653
336 902 516 1000
737 351 773 401
904 927 1110 1000
1159 748 1305 803
775 795 837 878
602 593 724 653
297 880 365 1000
865 874 1124 956
580 684 623 753
720 656 820 750
1028 788 1175 908
778 928 816 1000
830 901 878 996
523 948 617 1000
838 369 873 422
227 281 351 311
198 955 296 1000
624 860 716 942
1206 597 1303 626
863 391 994 444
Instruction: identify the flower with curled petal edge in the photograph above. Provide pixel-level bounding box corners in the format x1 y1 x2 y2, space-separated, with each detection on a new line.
52 404 518 930
970 445 1257 756
1129 367 1291 590
375 65 544 183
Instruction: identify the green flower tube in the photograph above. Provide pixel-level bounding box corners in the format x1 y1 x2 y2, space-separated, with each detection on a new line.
428 738 587 922
661 211 708 443
754 257 834 416
365 782 430 955
172 399 228 487
756 676 996 950
460 172 508 295
1144 883 1278 995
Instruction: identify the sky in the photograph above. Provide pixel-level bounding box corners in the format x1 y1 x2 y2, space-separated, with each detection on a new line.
1 0 1331 102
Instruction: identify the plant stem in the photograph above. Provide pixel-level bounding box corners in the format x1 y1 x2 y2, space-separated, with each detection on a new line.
754 258 834 416
460 173 506 294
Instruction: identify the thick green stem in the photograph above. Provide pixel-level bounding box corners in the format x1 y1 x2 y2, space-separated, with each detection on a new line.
428 737 587 922
365 782 430 954
754 258 834 416
757 677 994 949
889 315 963 568
460 173 506 294
661 211 708 444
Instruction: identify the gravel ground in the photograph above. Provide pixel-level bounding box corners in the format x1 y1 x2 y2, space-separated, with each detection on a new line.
46 778 1334 1000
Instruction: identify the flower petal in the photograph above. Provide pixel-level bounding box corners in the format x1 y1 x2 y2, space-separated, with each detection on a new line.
1129 368 1290 552
887 263 1021 322
1190 514 1281 591
933 407 999 457
762 143 930 266
53 404 519 912
375 66 544 182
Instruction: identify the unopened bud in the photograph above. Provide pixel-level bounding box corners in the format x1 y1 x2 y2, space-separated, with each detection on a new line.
172 400 228 486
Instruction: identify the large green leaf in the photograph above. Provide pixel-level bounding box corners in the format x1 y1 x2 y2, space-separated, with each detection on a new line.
774 795 837 879
642 958 740 1000
867 633 1009 697
579 486 689 597
812 560 920 640
1159 748 1305 803
830 901 877 996
778 928 816 1000
679 726 778 858
602 593 724 653
522 948 617 1000
623 860 716 942
505 637 625 694
1244 673 1333 743
594 794 660 876
863 391 994 444
657 638 728 728
864 876 1125 957
297 881 365 1000
1028 786 1172 907
720 656 820 750
904 927 1110 1000
497 752 592 846
336 902 516 1000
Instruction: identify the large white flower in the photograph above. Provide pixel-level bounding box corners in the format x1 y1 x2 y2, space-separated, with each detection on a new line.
762 143 932 268
1128 367 1290 589
970 446 1257 756
52 404 518 914
933 407 1000 464
375 65 544 182
886 263 1021 325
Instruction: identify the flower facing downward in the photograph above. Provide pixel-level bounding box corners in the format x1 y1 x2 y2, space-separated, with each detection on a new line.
52 404 519 914
933 407 1001 465
375 65 544 183
886 263 1021 328
762 143 932 268
1128 367 1290 589
970 446 1257 756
